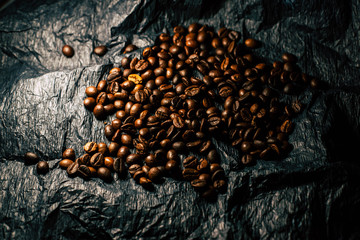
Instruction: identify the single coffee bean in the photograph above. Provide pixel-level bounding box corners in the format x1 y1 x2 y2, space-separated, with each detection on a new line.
90 153 104 167
113 157 126 176
78 165 91 179
244 38 258 48
104 157 114 169
207 149 219 163
126 153 141 165
84 97 96 110
201 186 216 200
97 167 112 182
148 167 162 181
133 170 146 182
129 164 142 175
123 44 138 53
165 160 178 172
62 148 75 160
36 161 49 174
84 142 98 154
139 177 152 188
24 152 39 165
62 45 74 57
67 161 79 176
59 159 74 169
93 104 105 119
282 53 297 63
78 154 90 165
191 179 207 191
182 168 200 181
183 156 198 169
85 86 98 98
94 45 107 56
213 179 227 193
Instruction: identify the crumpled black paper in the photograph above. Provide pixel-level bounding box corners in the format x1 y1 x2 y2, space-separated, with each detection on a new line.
1 0 360 239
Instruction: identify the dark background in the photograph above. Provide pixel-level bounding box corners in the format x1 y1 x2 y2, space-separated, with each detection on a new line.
1 0 360 239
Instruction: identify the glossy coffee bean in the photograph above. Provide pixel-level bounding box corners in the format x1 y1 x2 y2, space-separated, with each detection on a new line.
62 148 75 160
94 45 107 56
36 161 49 174
59 159 74 169
97 167 112 182
62 45 74 57
24 152 39 165
84 142 97 154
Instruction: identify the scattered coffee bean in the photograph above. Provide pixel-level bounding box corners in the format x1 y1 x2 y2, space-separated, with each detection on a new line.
62 45 74 57
94 45 107 56
24 152 39 165
36 161 49 174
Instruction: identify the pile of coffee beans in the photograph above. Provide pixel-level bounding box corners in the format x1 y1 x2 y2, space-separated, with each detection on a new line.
62 23 319 199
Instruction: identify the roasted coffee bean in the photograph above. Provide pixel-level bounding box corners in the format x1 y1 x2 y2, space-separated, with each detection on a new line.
84 97 96 110
244 38 258 48
124 44 138 53
84 142 98 154
93 104 105 119
280 120 294 133
24 152 39 165
113 157 126 176
207 149 219 163
67 161 79 176
128 164 142 175
78 154 90 165
90 153 104 167
183 156 198 169
126 153 141 165
109 142 120 156
97 167 112 182
78 165 91 178
93 45 108 56
213 179 227 192
85 86 98 98
191 179 207 191
62 148 75 160
148 167 162 181
36 161 49 174
62 45 74 57
182 168 200 181
59 159 74 169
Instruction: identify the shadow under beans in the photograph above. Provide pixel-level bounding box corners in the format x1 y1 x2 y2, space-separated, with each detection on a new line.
322 103 360 165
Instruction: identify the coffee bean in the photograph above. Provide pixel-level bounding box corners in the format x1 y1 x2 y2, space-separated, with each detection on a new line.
124 44 138 53
90 153 104 167
113 157 126 176
62 45 74 57
129 164 142 175
148 167 162 181
182 168 200 181
78 165 91 179
36 161 49 174
59 159 74 169
191 179 207 191
84 97 96 110
67 161 79 176
24 152 39 165
244 38 258 48
78 154 90 165
62 148 75 160
84 142 98 154
97 167 112 182
282 53 297 63
93 104 105 119
126 153 141 165
94 45 107 56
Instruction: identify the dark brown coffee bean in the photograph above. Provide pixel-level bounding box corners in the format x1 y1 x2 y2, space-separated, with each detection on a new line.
191 179 207 191
165 160 178 172
78 165 91 178
244 38 258 48
129 164 142 175
113 157 126 176
93 104 105 119
36 161 49 174
84 142 97 154
213 179 227 193
183 156 198 169
97 167 112 182
78 154 90 165
105 125 115 140
207 149 219 163
148 167 162 181
108 142 120 156
123 44 138 53
126 153 141 165
59 159 74 169
84 97 96 110
135 59 149 72
280 120 294 133
182 168 200 181
62 148 75 160
90 153 104 167
94 45 107 56
67 161 79 176
282 53 297 63
62 45 74 57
